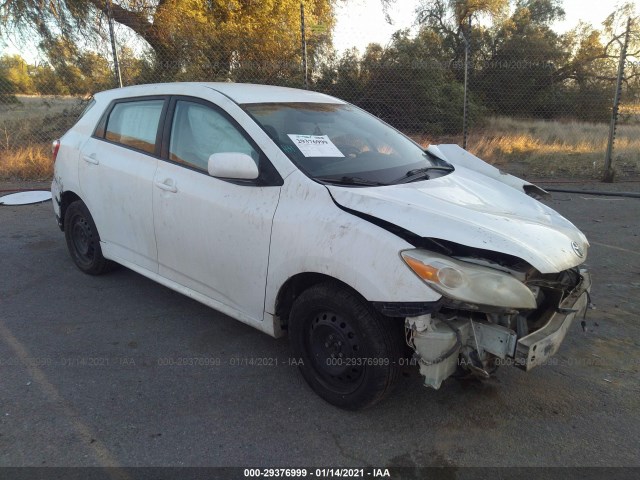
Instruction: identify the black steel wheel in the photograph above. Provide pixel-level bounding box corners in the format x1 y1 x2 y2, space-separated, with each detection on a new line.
64 200 115 275
289 282 403 409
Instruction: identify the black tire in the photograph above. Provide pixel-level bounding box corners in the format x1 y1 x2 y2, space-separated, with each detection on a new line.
289 282 403 410
64 200 115 275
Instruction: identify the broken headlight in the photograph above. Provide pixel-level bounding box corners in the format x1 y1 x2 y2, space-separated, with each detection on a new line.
401 250 537 309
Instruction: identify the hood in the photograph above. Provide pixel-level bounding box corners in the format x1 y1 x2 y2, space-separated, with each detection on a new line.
327 166 589 274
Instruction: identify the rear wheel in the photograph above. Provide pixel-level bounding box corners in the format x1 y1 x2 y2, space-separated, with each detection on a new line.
289 282 403 410
64 200 115 275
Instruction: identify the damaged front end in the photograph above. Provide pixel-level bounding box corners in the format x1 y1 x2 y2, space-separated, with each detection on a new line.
401 249 592 389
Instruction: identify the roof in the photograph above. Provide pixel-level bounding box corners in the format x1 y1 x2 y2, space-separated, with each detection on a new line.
95 82 344 105
208 83 344 104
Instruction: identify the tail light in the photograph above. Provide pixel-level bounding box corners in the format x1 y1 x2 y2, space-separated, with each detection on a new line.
52 139 60 162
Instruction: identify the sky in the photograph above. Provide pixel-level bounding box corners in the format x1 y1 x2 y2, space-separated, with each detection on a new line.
333 0 638 54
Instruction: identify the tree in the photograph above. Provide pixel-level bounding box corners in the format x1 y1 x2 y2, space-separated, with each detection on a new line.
117 46 147 87
32 64 69 95
0 70 18 104
15 38 115 95
316 47 366 102
1 0 335 82
473 1 570 117
316 31 483 135
0 54 34 94
414 0 637 122
416 0 510 67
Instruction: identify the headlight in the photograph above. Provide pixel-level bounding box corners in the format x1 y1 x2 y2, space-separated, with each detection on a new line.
401 249 536 309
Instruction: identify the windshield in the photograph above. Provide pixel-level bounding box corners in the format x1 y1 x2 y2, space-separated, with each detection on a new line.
242 102 447 185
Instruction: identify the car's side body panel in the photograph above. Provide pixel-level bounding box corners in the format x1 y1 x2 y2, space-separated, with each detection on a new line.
264 170 439 319
52 99 105 224
152 161 281 323
79 135 160 273
59 85 298 332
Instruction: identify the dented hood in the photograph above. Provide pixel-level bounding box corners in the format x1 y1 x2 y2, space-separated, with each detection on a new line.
327 166 589 274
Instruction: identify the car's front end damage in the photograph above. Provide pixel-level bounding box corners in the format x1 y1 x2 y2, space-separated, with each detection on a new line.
401 247 591 388
326 144 592 389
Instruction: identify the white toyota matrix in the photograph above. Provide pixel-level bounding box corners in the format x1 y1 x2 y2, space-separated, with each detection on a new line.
52 82 591 409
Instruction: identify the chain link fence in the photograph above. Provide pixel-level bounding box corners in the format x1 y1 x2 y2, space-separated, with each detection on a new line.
1 1 638 181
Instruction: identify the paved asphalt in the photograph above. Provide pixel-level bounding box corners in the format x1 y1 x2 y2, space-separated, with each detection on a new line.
0 181 638 469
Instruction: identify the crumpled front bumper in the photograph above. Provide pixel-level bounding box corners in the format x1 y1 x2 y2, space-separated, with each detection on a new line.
515 269 592 370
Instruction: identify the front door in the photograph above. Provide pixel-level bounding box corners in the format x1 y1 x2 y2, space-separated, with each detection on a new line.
152 98 281 323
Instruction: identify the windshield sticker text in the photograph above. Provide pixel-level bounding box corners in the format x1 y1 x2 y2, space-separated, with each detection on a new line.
287 134 345 158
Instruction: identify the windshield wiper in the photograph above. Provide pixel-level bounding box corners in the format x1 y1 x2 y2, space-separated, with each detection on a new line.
315 176 387 186
391 165 455 184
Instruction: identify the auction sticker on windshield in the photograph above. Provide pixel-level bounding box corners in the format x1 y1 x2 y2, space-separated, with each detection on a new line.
287 134 344 157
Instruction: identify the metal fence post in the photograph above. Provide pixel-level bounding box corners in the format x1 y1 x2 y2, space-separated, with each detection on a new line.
603 17 631 183
107 0 123 88
462 16 471 150
300 2 308 90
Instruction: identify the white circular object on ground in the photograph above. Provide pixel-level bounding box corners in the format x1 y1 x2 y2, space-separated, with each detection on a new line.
0 190 52 205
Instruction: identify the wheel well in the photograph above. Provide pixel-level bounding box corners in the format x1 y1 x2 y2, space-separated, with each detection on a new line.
275 273 365 330
59 191 82 231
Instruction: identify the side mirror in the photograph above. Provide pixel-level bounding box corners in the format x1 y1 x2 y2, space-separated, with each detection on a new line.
208 152 259 180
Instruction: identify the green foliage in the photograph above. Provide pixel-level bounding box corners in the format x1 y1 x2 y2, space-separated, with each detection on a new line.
40 38 115 94
0 42 114 96
316 32 484 135
31 65 70 95
0 74 18 104
0 55 34 94
414 0 631 123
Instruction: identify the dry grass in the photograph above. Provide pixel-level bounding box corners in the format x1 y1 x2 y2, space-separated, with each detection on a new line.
0 95 86 123
424 116 640 179
617 103 640 128
0 144 53 181
2 102 639 180
0 95 85 180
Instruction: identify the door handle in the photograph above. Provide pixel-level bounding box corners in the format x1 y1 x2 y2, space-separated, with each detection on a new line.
154 180 177 193
82 153 99 165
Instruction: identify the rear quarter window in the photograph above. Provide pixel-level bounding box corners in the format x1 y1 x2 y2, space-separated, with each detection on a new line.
104 99 164 154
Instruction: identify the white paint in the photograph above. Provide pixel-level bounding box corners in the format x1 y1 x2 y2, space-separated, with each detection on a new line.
152 159 280 323
0 190 51 205
78 136 159 273
208 152 258 179
263 170 436 317
328 149 589 274
97 82 344 106
431 144 549 196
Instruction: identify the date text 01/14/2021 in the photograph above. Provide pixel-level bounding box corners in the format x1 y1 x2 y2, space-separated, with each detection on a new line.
243 468 391 477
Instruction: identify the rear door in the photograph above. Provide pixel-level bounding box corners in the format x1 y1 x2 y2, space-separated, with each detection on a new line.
152 96 282 323
79 97 167 272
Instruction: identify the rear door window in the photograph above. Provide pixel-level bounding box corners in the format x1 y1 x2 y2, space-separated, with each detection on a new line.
104 99 164 154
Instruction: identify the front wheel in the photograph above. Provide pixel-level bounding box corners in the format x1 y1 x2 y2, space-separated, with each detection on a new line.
64 200 115 275
289 282 403 410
